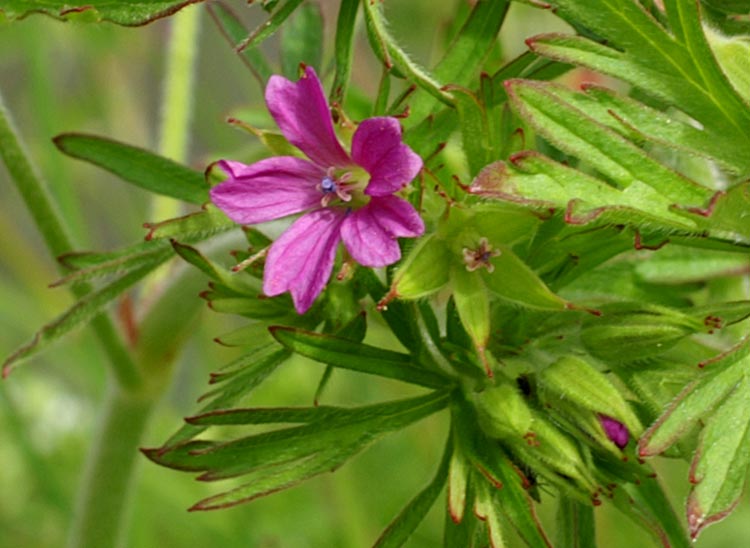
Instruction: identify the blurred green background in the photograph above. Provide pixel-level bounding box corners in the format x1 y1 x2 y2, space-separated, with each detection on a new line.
1 1 749 546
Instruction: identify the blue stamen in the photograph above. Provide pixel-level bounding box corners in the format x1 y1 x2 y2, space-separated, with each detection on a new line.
321 176 337 193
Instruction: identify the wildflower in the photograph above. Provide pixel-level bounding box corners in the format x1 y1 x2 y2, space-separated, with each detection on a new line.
210 67 424 313
599 414 629 449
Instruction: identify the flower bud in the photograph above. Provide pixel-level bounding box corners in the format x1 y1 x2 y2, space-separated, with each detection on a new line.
580 302 701 363
474 383 533 440
473 382 597 493
599 414 629 449
537 355 642 451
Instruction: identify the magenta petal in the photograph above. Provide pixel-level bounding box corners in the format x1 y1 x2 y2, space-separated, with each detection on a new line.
340 197 423 267
265 67 351 169
263 208 345 313
350 117 423 196
210 157 324 224
368 196 425 238
341 206 400 267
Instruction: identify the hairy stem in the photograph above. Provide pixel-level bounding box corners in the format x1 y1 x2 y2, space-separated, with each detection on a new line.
0 89 142 390
68 8 205 547
154 3 202 221
65 385 155 548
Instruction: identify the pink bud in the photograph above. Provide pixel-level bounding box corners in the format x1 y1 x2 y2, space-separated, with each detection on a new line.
599 414 629 449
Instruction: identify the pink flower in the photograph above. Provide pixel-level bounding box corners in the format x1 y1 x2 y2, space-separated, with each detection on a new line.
211 67 424 313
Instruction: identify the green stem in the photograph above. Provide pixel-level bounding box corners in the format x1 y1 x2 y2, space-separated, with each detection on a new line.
68 9 204 548
0 89 142 390
153 4 202 221
65 385 155 548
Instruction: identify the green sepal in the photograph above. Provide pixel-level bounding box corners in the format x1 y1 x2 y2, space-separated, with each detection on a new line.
580 302 703 363
452 401 554 547
473 383 534 440
388 232 451 300
450 265 491 373
537 356 643 445
482 244 570 310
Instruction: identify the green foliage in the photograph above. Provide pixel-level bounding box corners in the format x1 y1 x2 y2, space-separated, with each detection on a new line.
5 1 750 547
54 133 209 205
0 0 202 25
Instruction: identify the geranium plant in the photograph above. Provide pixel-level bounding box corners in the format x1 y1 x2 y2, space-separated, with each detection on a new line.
2 1 750 547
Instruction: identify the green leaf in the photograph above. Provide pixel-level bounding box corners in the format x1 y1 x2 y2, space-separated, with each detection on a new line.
635 246 750 284
194 391 450 480
638 346 750 456
213 322 279 347
454 403 553 548
281 2 322 78
362 0 453 107
448 431 471 523
687 376 750 539
204 296 289 320
473 480 507 548
206 2 273 86
329 0 359 104
57 240 171 271
146 391 450 509
53 133 208 204
163 345 290 448
0 0 201 26
270 327 452 388
450 86 492 178
579 84 748 173
170 241 260 296
506 80 713 207
471 154 704 235
373 438 452 548
187 404 366 426
314 311 367 405
51 242 173 287
612 473 691 548
555 497 595 548
406 0 510 123
3 262 157 377
526 2 750 159
237 0 304 53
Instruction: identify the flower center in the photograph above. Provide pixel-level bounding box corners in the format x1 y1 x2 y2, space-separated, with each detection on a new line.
463 237 501 272
320 176 338 193
316 167 369 208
